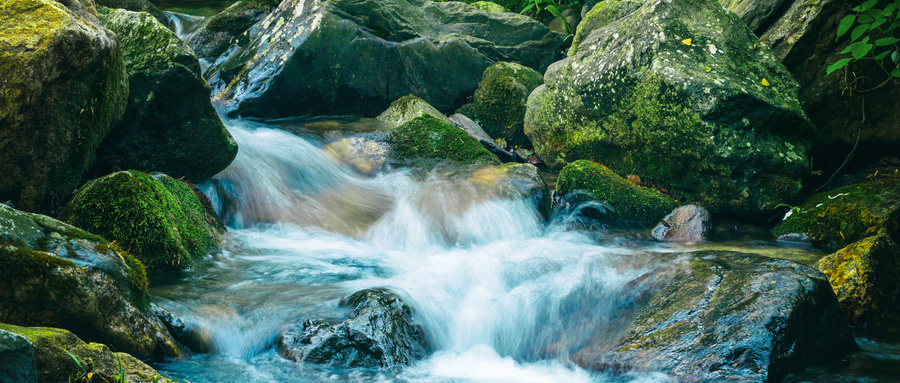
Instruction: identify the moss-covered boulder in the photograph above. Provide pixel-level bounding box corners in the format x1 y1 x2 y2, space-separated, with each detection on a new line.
570 251 856 382
471 62 544 149
470 1 506 13
61 170 225 271
377 95 454 128
816 234 900 327
278 288 427 369
0 324 183 383
186 0 280 59
0 329 36 382
0 0 128 215
95 0 169 25
390 115 501 165
207 0 566 117
0 204 179 359
90 8 238 183
556 160 679 226
526 0 812 215
772 168 900 250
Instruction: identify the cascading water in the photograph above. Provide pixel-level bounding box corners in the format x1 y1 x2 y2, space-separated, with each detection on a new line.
150 118 674 382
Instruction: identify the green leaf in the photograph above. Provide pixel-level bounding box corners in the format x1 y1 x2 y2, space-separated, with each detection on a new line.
853 0 878 12
852 42 874 59
851 24 869 41
875 51 890 60
893 67 900 77
826 58 853 75
875 37 900 46
837 14 856 38
839 42 857 55
870 18 888 30
893 51 900 63
520 2 535 13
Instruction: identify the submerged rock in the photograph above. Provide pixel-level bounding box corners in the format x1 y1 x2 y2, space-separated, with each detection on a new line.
207 0 566 117
390 115 500 165
556 160 679 226
470 163 551 219
325 132 393 177
0 0 128 215
278 288 428 369
61 170 225 271
651 204 711 242
816 234 900 327
471 62 544 149
571 251 856 382
526 0 811 215
187 0 281 60
0 324 183 383
0 329 36 383
91 8 238 183
0 203 179 359
772 168 900 250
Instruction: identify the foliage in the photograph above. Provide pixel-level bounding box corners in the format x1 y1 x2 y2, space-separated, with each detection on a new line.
828 0 900 84
519 0 583 35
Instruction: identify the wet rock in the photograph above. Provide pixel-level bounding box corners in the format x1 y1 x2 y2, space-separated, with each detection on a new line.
278 288 428 369
526 0 811 215
471 62 544 149
377 95 454 128
0 324 183 383
207 0 566 117
0 329 36 383
61 170 225 271
571 251 856 382
91 8 238 183
0 0 128 215
556 160 679 226
449 114 516 162
152 303 212 353
816 234 900 327
95 0 169 26
772 167 900 250
568 0 643 57
651 204 711 242
470 163 551 219
187 0 281 60
0 203 180 359
390 115 500 165
325 132 393 177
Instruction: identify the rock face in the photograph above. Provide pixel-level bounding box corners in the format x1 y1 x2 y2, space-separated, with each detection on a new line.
186 0 280 60
95 0 169 26
719 0 791 33
61 170 225 271
470 163 551 219
525 0 812 214
772 168 900 250
0 204 179 359
0 329 36 383
278 288 428 369
570 251 856 382
0 0 128 215
651 204 711 242
471 62 544 149
556 160 679 226
91 8 238 183
206 0 567 117
0 324 182 383
816 234 900 327
390 115 500 165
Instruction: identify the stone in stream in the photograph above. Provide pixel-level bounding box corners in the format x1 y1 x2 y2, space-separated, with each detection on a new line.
471 62 544 149
278 288 428 369
470 163 552 220
205 0 567 117
526 0 812 215
60 170 225 271
0 329 37 383
448 113 517 163
0 0 128 215
186 0 281 60
324 132 393 177
651 204 712 242
90 8 238 184
390 115 501 166
569 251 856 382
376 95 454 128
0 203 180 360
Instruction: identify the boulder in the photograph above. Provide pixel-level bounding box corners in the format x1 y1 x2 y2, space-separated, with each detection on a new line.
772 167 900 250
556 160 679 226
91 8 238 183
471 62 544 149
816 234 900 327
570 251 856 382
470 1 506 13
390 115 500 165
719 0 792 34
449 113 517 162
0 0 128 215
186 0 280 60
324 132 393 177
651 204 711 242
95 0 169 25
206 0 567 117
525 0 812 214
60 170 225 271
377 95 454 128
0 329 36 383
278 288 428 369
0 324 183 383
0 203 179 359
470 163 551 219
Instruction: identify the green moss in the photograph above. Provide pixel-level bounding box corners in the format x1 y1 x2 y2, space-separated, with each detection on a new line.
391 115 500 165
469 1 506 12
568 0 643 56
472 62 543 148
556 160 679 225
154 174 223 259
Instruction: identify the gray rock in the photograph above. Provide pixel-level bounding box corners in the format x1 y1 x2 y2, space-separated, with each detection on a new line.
186 0 280 60
719 0 791 33
0 329 36 383
449 114 516 162
651 204 711 242
325 132 393 176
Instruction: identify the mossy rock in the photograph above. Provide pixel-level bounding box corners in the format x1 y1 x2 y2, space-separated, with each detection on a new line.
568 0 643 57
0 324 184 383
556 160 679 226
816 234 900 327
0 0 128 215
718 0 791 33
773 168 900 250
470 1 506 13
471 62 544 149
0 203 179 360
61 170 225 271
377 95 454 128
95 0 169 25
390 115 501 165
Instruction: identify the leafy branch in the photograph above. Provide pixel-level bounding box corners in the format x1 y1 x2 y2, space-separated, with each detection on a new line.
827 0 900 93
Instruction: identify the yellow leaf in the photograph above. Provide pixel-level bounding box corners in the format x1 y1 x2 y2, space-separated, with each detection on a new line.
681 38 692 46
761 78 770 86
